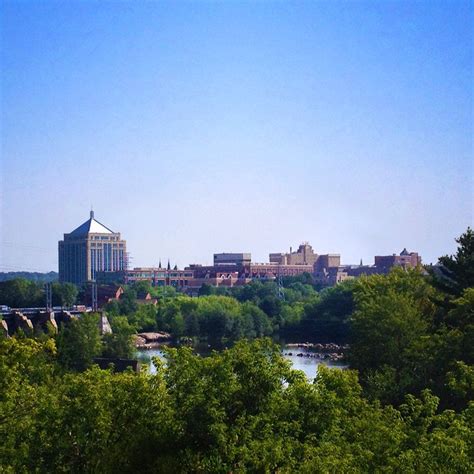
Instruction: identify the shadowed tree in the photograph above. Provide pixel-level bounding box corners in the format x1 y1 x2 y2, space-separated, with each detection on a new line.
56 313 102 371
431 227 474 297
52 282 78 308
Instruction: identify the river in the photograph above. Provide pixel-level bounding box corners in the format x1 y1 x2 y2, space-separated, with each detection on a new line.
136 345 346 379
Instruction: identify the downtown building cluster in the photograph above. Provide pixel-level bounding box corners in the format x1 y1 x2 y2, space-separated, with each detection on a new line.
59 213 421 291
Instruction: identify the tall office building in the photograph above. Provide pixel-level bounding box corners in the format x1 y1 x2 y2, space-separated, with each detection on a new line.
58 211 127 285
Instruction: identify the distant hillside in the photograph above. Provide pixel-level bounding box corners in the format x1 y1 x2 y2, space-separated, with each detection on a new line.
0 271 58 283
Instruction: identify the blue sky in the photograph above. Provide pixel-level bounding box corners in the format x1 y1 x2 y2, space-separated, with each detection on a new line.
1 1 472 272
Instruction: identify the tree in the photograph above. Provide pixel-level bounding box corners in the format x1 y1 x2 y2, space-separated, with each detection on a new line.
198 283 214 296
131 280 152 295
301 281 354 342
446 287 474 335
56 313 102 371
2 337 473 472
0 278 43 308
241 301 272 337
184 312 200 337
118 287 138 314
348 269 437 403
283 281 317 302
127 304 157 332
102 316 135 359
52 282 78 308
259 295 282 318
282 272 314 287
169 312 185 338
432 227 474 297
431 288 474 409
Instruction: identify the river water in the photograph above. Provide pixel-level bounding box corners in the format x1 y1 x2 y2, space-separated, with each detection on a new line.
136 345 346 380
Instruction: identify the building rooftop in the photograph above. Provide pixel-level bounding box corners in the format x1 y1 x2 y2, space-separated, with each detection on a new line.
68 211 115 236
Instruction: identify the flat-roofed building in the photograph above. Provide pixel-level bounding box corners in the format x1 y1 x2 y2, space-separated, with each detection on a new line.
374 248 421 271
58 211 127 286
314 254 341 271
270 243 318 266
213 253 251 267
250 263 314 279
125 267 194 289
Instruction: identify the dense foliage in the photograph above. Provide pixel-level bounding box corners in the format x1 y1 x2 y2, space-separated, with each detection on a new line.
347 229 474 410
1 228 473 471
54 313 136 371
1 337 472 473
0 279 78 308
105 274 353 344
432 227 474 297
0 271 58 283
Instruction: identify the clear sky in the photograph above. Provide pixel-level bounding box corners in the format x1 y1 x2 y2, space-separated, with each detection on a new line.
1 0 472 272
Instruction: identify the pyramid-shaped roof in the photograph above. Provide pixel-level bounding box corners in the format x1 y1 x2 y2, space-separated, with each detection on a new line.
69 211 115 236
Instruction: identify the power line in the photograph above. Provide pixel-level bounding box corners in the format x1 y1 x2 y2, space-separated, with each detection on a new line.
0 264 57 273
1 242 54 252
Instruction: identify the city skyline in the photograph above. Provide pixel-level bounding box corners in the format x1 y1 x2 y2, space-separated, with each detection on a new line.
2 2 472 272
55 211 421 289
9 207 431 275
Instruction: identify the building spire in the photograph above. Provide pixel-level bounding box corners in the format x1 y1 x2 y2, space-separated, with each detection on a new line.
167 259 171 271
90 205 94 219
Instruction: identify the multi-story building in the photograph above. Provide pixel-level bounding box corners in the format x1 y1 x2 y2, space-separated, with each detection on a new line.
270 242 340 270
125 266 194 289
314 254 341 271
189 252 252 277
270 242 319 266
313 267 352 286
314 248 422 287
374 248 421 271
249 263 314 279
58 211 127 285
186 272 249 294
214 253 251 267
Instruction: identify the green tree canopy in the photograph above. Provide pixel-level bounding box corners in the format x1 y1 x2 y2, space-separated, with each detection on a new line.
56 313 102 371
2 338 472 472
0 278 44 308
432 227 474 297
102 316 136 359
52 282 78 308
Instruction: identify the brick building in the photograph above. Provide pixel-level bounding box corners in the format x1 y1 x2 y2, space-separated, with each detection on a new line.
314 248 422 287
374 248 421 271
125 266 194 289
213 253 251 267
270 242 319 266
249 263 314 279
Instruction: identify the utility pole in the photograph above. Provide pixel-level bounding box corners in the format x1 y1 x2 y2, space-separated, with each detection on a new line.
45 282 52 311
277 266 285 300
91 281 98 312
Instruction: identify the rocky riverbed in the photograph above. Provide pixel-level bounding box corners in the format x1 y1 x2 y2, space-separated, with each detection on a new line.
135 332 171 349
284 342 348 362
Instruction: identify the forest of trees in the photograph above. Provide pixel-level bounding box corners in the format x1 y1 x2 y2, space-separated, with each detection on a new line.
103 273 355 346
0 280 78 309
0 271 58 283
1 229 473 471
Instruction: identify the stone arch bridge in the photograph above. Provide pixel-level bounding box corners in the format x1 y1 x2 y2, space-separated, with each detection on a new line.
0 308 112 337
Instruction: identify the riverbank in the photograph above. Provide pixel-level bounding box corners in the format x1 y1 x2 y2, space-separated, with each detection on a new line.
135 332 171 349
136 342 347 378
284 342 348 363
